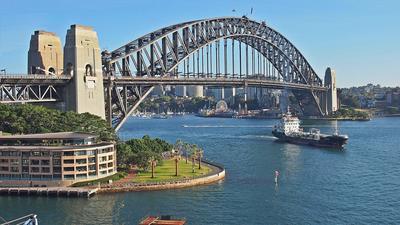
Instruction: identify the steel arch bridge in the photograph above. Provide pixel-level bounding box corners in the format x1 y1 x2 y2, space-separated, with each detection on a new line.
102 17 327 130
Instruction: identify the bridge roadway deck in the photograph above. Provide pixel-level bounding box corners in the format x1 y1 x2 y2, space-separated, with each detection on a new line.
0 74 70 85
109 77 327 91
0 75 327 91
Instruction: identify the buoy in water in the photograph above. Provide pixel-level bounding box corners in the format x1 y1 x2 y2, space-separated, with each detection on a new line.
274 170 279 183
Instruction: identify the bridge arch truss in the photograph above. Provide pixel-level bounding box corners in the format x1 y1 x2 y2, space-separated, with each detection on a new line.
102 17 326 130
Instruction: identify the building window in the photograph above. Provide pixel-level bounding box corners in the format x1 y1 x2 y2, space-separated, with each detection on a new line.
100 156 107 162
41 160 50 165
30 167 40 173
99 163 107 169
63 167 74 172
76 166 87 172
31 160 40 165
53 159 61 165
63 159 74 164
22 166 29 173
88 165 96 171
9 151 19 156
85 64 93 76
0 159 8 164
63 151 74 156
10 159 19 166
75 151 86 156
64 175 74 180
87 150 96 156
10 167 19 173
76 159 87 164
52 152 62 157
107 162 113 168
42 167 50 173
76 174 87 179
32 151 41 156
53 167 61 173
0 167 8 172
88 172 96 177
108 155 113 160
22 159 29 166
88 157 96 163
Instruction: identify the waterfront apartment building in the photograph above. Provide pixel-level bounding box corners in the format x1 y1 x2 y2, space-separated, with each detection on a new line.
0 132 116 187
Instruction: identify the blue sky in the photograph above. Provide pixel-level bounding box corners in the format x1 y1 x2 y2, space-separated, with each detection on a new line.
0 0 399 87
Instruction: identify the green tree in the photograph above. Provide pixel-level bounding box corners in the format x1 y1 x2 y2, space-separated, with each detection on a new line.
124 136 172 171
0 104 116 141
116 142 134 167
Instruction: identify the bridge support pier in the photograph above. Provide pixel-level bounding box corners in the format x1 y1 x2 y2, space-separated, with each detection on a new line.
64 25 105 119
323 67 338 115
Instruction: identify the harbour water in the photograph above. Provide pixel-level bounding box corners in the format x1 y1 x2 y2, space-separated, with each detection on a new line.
1 116 399 224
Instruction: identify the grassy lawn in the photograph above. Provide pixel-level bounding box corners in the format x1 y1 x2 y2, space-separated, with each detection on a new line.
134 159 212 183
71 171 127 187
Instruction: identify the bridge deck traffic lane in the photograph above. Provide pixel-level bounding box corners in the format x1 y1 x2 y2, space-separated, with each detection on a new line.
107 77 327 91
0 74 71 85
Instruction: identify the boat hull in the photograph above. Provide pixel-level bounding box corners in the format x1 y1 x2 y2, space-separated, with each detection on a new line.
272 131 348 148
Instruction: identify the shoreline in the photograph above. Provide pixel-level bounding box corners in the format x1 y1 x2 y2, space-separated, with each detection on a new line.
303 117 371 121
97 160 225 193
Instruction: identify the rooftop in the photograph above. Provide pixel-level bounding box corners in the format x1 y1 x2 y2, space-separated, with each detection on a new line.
0 132 97 141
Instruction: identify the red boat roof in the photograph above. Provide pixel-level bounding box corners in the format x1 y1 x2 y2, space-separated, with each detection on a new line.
139 216 186 225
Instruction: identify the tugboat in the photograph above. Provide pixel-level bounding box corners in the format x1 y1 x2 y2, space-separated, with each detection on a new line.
272 109 348 148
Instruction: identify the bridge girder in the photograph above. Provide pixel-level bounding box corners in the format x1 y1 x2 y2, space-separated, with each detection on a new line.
0 75 69 103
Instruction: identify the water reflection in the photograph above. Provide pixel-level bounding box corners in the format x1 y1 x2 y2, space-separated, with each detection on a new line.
281 144 302 179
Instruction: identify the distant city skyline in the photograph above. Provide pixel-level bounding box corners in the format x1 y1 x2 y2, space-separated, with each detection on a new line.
0 0 399 88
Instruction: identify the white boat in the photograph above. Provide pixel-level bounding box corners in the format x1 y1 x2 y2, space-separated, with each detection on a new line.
1 214 38 225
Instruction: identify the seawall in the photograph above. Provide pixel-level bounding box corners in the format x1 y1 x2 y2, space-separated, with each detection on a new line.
98 160 225 193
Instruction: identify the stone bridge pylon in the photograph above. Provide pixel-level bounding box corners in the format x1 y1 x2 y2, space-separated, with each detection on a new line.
28 25 106 119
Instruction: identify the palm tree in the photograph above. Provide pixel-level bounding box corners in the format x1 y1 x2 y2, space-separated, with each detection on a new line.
191 154 195 173
187 144 197 173
174 155 181 176
174 139 188 164
149 157 157 178
172 143 184 176
196 148 204 170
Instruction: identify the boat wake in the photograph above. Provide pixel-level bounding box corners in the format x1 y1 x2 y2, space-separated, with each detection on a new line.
238 135 278 140
182 125 273 128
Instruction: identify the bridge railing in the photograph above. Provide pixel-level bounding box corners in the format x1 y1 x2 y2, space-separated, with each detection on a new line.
0 74 71 79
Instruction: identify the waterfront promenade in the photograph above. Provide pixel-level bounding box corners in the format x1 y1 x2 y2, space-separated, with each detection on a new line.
99 160 225 193
0 187 98 198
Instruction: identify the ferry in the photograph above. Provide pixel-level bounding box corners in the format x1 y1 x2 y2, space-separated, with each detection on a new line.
272 110 348 148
